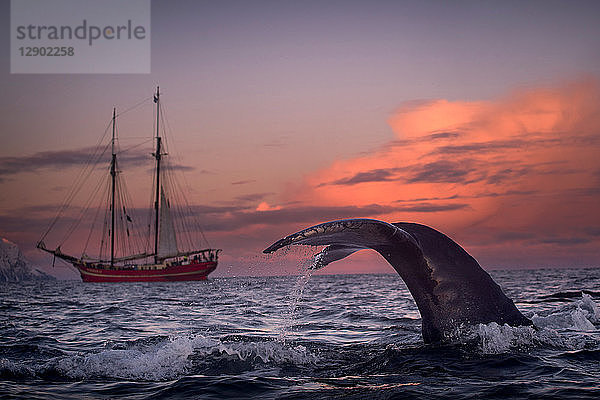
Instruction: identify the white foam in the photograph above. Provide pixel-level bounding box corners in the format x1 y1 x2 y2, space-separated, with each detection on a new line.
474 322 536 354
580 293 600 323
532 293 598 331
52 334 315 381
470 294 600 354
56 336 200 380
197 340 315 365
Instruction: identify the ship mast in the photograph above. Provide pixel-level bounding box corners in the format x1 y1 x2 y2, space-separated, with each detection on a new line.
110 107 117 267
153 87 161 263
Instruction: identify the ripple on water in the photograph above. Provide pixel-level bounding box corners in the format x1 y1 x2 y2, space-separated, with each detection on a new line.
0 268 599 399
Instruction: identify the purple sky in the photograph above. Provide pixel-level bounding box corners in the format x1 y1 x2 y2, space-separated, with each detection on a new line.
1 0 599 278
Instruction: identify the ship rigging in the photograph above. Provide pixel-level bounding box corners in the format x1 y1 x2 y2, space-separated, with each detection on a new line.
37 87 220 282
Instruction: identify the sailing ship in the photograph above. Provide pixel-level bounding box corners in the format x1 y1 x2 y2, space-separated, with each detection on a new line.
37 87 220 282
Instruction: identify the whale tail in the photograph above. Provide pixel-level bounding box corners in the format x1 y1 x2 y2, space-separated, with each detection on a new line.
264 218 532 343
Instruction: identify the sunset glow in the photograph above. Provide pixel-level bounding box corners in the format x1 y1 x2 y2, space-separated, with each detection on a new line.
1 1 599 278
290 80 600 270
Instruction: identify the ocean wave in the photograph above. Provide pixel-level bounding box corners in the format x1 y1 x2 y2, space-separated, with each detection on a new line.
54 336 198 380
468 293 600 354
537 290 600 302
0 335 317 382
2 272 600 399
190 337 316 366
0 358 35 380
532 293 599 329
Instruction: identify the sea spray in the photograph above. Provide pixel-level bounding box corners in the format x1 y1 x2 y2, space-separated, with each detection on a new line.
532 292 599 331
277 248 321 343
2 270 599 399
472 293 600 354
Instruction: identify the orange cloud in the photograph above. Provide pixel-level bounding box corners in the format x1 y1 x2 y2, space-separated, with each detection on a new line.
286 79 600 267
256 201 282 211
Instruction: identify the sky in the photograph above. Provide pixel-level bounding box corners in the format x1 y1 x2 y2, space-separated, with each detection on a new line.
1 0 599 279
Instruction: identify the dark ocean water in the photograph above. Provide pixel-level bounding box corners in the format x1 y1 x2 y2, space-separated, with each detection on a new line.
1 268 599 399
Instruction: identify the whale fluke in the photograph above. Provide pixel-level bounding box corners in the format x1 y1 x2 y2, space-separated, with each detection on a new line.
264 218 532 343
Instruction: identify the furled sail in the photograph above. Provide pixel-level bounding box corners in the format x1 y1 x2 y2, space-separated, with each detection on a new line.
157 188 178 259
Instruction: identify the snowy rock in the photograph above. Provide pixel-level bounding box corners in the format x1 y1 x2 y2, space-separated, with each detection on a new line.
0 238 54 282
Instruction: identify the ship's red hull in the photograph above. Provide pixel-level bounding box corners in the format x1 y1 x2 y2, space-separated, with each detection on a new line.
75 261 217 282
